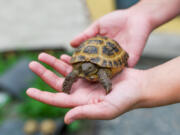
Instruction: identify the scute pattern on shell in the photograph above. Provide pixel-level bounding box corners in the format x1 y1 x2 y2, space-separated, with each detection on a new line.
70 36 129 68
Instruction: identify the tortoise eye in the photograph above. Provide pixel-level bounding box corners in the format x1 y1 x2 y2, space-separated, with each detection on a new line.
89 66 93 71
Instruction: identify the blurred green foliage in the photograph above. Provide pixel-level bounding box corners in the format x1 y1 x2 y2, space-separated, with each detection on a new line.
0 94 11 124
18 49 71 119
68 121 81 132
0 49 82 132
0 52 17 75
18 77 69 119
0 49 72 119
0 105 4 123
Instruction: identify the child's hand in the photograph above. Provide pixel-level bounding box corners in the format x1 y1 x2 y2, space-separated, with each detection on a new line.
71 10 152 67
26 53 147 124
26 0 180 125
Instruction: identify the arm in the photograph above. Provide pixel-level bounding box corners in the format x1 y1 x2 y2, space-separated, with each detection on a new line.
131 0 180 29
140 56 180 108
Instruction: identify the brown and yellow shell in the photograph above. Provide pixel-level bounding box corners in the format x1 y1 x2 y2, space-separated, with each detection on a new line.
70 36 129 75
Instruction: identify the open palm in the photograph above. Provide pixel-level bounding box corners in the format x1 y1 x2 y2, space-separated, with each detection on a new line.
71 10 152 67
27 53 145 124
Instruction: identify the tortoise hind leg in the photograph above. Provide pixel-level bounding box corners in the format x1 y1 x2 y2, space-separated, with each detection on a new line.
97 69 112 94
63 70 79 94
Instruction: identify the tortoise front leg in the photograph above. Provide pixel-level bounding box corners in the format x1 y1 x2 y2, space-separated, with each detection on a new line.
97 69 112 94
63 70 79 94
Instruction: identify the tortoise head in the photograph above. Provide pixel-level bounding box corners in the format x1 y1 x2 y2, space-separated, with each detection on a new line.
81 62 98 76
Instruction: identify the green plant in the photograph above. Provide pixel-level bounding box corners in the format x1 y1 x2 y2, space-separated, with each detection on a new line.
18 77 69 119
18 98 69 119
0 53 17 75
0 94 11 124
68 121 81 132
0 50 72 119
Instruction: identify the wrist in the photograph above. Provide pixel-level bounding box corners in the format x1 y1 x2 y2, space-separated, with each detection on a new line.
127 2 155 33
136 69 156 108
129 0 180 30
133 68 171 109
136 67 171 108
133 69 152 109
136 57 180 109
126 69 151 109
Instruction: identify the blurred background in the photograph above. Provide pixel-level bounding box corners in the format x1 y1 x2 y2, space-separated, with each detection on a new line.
0 0 179 135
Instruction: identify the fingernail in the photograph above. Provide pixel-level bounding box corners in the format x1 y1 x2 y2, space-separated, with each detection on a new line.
26 88 37 94
38 52 47 59
29 61 37 68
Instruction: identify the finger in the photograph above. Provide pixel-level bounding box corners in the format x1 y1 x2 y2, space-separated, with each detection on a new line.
128 53 140 67
70 21 100 47
60 54 72 65
29 61 63 91
38 52 72 76
125 37 146 67
64 101 115 124
26 88 80 108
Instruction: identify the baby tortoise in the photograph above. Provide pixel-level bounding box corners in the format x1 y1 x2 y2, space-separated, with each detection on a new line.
63 36 129 94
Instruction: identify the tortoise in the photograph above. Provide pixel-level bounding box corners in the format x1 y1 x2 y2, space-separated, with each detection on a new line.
62 36 129 94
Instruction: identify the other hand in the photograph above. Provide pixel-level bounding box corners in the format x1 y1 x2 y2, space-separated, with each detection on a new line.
71 10 152 67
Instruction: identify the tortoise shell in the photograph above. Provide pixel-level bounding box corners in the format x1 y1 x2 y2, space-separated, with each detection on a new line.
70 36 129 75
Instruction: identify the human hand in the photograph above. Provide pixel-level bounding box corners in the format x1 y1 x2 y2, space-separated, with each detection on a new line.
26 53 147 124
71 9 152 67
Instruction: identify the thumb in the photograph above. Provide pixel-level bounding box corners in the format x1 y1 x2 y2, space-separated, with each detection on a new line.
70 21 100 47
64 101 116 124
